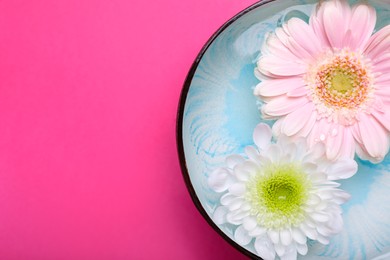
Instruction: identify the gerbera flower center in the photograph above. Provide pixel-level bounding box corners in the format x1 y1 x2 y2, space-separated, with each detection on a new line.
306 49 374 124
246 163 311 229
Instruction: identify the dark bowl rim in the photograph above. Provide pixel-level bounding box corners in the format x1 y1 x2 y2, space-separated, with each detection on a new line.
175 0 279 259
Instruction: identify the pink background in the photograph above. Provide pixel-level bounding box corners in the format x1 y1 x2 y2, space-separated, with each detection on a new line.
0 0 259 259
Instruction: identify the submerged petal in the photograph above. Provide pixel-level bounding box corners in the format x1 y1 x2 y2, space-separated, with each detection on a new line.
255 237 276 260
234 225 252 246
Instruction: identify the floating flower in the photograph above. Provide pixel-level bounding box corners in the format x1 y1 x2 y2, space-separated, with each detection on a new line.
255 0 390 163
208 123 356 260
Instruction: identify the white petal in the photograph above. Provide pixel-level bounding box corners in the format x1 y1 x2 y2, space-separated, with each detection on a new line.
303 142 326 162
213 206 228 225
326 158 358 180
280 229 292 246
227 198 244 211
280 245 297 260
245 146 261 163
317 223 333 237
306 194 321 206
296 242 308 255
249 226 267 237
234 225 252 246
292 228 307 245
226 155 245 169
228 183 246 196
220 193 236 205
254 236 276 260
300 223 318 240
274 243 286 257
317 234 330 245
226 211 247 225
311 212 330 222
265 144 282 163
208 168 233 192
253 123 272 150
302 162 318 173
235 161 259 181
327 212 344 233
268 229 280 244
333 190 351 204
243 216 258 231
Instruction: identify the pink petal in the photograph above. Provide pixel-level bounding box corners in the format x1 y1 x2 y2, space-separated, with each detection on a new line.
309 2 332 48
372 110 390 132
286 17 323 57
323 1 348 49
298 111 317 137
374 66 390 84
265 32 299 61
355 142 372 162
351 124 363 144
325 124 343 161
262 96 309 117
358 113 390 162
254 77 306 97
308 118 330 148
275 26 311 60
257 56 306 77
364 25 390 59
372 58 390 73
287 86 308 97
336 127 355 159
281 102 316 136
349 3 376 50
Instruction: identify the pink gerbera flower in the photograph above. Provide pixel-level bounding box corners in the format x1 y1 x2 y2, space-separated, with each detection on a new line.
255 0 390 163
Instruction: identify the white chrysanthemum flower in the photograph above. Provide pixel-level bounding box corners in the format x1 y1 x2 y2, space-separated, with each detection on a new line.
208 123 357 260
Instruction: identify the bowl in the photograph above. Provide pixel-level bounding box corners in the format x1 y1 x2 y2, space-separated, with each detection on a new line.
177 0 390 259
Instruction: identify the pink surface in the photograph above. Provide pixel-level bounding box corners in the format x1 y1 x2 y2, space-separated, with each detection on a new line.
0 0 259 259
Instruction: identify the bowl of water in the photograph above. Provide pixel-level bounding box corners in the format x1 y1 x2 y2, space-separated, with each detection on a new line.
177 0 390 259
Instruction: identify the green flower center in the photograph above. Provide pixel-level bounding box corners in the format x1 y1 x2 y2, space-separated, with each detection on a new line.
247 163 311 229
